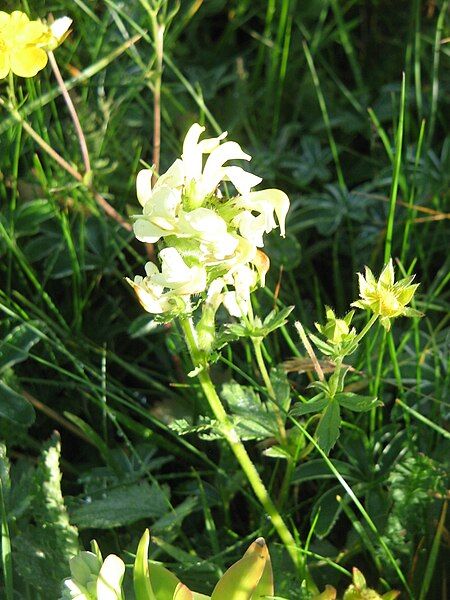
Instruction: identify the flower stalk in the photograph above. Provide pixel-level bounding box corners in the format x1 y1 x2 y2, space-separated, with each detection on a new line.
179 316 304 574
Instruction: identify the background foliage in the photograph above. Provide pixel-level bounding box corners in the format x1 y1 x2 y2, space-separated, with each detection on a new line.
0 0 449 598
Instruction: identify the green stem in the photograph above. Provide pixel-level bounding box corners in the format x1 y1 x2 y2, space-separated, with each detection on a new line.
179 316 308 578
352 313 378 348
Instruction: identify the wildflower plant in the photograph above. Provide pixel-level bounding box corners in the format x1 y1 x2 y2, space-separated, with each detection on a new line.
129 123 289 337
291 259 422 453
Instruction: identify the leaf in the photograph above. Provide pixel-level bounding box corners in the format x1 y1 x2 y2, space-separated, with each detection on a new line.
12 434 79 595
244 539 273 598
262 306 295 335
290 396 328 416
264 234 301 271
152 497 198 534
174 583 194 600
149 563 180 599
263 446 292 460
221 382 277 440
316 400 341 454
270 367 291 412
0 324 42 373
335 392 382 412
133 529 156 600
211 538 268 600
312 485 343 538
71 481 169 529
0 381 35 426
96 554 125 600
292 459 359 485
13 199 54 236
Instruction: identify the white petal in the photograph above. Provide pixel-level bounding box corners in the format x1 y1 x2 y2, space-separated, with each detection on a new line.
133 218 165 243
182 123 205 181
155 158 185 189
223 166 262 195
136 169 153 206
50 16 72 41
201 141 251 196
239 189 290 236
180 208 227 241
234 211 266 247
198 131 227 153
159 248 191 283
145 186 181 219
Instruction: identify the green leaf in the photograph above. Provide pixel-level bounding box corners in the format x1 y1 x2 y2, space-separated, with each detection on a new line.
312 485 343 538
292 459 359 484
13 434 79 596
211 539 268 600
71 481 169 529
316 400 341 454
149 563 180 599
263 446 292 460
262 306 295 335
133 529 156 600
270 367 291 412
0 382 35 426
335 393 382 412
0 324 42 373
290 396 328 416
221 382 277 440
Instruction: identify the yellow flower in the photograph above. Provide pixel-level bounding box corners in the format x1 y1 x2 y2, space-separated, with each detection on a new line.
0 11 51 78
0 11 71 79
351 259 422 331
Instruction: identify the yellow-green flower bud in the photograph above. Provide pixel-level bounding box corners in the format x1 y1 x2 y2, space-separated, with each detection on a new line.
351 259 422 331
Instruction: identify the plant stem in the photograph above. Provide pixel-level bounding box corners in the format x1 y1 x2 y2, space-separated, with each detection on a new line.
352 313 378 348
179 316 306 576
48 51 92 176
252 339 286 440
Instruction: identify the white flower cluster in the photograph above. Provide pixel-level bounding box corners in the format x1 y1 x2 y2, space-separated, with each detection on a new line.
128 124 289 320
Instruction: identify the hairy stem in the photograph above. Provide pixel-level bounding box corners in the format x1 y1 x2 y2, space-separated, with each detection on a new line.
179 316 307 576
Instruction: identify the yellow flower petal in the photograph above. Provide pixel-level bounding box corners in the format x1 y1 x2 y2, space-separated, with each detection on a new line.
0 50 10 79
0 11 10 29
10 46 48 77
16 20 49 44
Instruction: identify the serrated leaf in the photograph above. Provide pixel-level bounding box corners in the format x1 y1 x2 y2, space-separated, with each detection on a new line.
262 306 295 335
71 482 169 529
316 400 341 454
290 396 328 416
335 393 382 412
221 383 277 439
